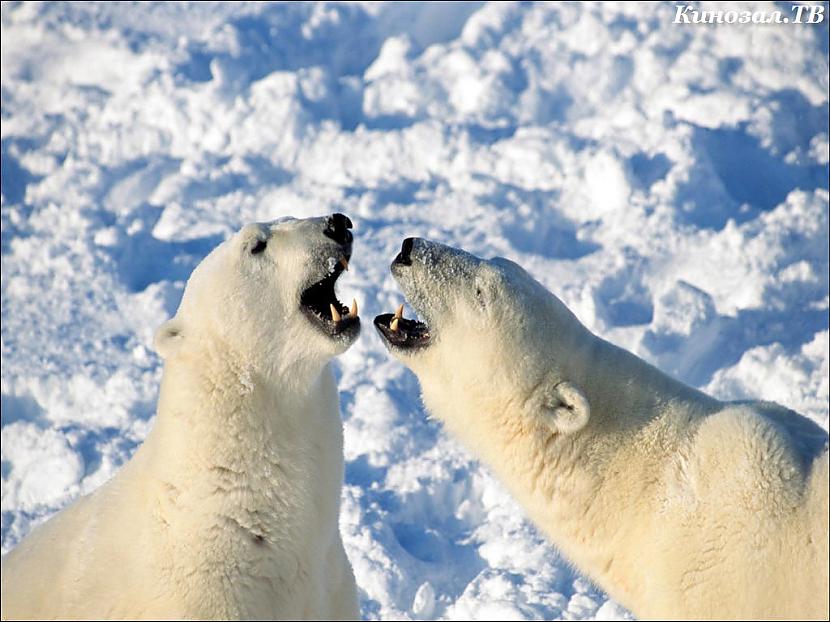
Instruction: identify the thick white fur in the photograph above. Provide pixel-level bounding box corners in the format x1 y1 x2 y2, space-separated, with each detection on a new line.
1 217 360 620
385 239 829 620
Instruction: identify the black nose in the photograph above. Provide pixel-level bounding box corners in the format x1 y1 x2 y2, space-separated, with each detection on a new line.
394 237 415 266
324 213 353 245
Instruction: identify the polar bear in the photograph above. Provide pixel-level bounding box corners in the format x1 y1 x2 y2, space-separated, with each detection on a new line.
374 237 829 620
1 215 361 620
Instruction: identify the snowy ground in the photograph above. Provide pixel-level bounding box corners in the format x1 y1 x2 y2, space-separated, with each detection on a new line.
1 1 828 619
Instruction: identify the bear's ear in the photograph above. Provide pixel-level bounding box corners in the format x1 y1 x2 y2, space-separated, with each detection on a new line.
539 380 590 435
153 318 184 359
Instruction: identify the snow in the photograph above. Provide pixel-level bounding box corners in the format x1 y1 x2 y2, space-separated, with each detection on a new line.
1 1 828 619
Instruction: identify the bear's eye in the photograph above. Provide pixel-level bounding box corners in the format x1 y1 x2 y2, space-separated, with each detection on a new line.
475 287 486 307
251 239 268 255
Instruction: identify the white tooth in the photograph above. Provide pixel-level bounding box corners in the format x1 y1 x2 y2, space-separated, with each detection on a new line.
340 257 349 271
330 303 341 323
350 298 358 317
394 303 404 320
390 317 400 332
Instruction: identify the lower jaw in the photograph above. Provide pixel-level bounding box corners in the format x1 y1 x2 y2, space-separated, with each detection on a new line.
373 318 430 351
303 310 361 339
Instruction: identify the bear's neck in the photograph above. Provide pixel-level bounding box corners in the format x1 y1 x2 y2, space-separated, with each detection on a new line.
546 333 720 589
120 352 344 605
143 351 340 490
574 332 720 431
437 331 721 611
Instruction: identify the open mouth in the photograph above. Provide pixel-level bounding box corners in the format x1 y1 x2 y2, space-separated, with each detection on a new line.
374 303 431 350
300 255 360 337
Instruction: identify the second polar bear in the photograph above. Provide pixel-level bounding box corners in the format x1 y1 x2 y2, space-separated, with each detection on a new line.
1 215 361 620
375 238 829 620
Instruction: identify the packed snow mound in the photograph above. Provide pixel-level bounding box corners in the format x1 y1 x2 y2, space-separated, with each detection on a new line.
2 2 827 620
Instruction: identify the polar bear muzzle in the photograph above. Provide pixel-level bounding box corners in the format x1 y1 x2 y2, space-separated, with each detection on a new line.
299 214 360 338
374 237 432 350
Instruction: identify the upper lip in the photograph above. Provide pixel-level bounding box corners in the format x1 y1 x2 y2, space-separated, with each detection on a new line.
299 216 359 337
300 249 359 335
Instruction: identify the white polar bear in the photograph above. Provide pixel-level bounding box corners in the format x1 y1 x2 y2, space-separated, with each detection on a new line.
374 237 829 620
1 215 362 620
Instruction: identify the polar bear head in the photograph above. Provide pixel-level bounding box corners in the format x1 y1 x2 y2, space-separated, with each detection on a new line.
374 238 593 437
155 215 360 382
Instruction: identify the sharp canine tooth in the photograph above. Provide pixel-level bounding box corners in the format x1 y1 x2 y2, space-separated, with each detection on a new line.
340 257 349 271
330 303 341 323
350 298 358 317
394 303 404 320
390 317 400 332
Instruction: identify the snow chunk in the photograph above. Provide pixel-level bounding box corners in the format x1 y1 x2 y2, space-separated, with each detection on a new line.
1 422 83 513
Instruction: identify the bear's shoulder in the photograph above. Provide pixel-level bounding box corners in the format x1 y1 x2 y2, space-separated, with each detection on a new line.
683 402 827 505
